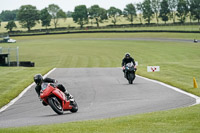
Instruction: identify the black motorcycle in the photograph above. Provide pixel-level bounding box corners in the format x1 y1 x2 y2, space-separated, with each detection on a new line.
124 63 136 84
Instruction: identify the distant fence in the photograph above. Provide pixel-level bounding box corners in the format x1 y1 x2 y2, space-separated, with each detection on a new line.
8 22 200 32
7 30 199 37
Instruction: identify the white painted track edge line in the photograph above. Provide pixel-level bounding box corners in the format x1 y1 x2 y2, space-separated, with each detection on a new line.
118 67 200 105
136 74 200 106
0 68 57 113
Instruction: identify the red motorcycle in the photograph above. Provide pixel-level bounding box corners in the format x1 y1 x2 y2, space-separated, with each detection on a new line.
40 83 78 115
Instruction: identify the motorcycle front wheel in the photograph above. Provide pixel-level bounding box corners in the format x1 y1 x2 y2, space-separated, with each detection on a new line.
48 96 63 115
70 100 78 113
128 73 135 84
129 79 133 84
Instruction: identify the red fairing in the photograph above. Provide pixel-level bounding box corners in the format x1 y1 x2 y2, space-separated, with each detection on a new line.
52 89 72 110
52 88 73 110
63 100 72 110
40 83 73 112
52 89 65 101
40 85 54 99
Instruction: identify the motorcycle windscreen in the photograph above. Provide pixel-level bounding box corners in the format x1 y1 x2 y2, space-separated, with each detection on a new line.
126 62 134 67
40 83 54 98
41 83 49 91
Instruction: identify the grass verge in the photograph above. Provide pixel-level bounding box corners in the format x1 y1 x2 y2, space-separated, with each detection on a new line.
1 104 200 133
0 67 51 108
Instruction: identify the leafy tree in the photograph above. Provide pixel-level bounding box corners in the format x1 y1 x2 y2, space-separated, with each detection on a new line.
0 10 18 21
57 10 67 19
168 0 178 23
48 4 67 28
66 11 73 17
186 0 193 23
72 5 88 28
151 0 161 24
5 20 17 32
190 0 200 23
142 0 154 24
17 5 40 31
159 0 170 24
40 8 52 29
176 0 189 23
107 7 122 25
123 3 137 24
136 2 143 24
88 5 107 27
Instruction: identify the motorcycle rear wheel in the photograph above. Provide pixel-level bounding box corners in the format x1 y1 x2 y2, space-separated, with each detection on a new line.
70 100 78 113
48 97 63 115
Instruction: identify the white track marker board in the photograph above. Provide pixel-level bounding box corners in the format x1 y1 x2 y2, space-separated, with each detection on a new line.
135 61 138 66
147 66 160 72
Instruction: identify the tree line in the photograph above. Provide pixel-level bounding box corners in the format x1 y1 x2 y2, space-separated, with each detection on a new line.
0 0 199 32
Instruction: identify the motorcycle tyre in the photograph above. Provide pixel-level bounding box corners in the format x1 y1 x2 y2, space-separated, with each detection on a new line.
48 97 63 115
128 73 135 84
70 100 78 113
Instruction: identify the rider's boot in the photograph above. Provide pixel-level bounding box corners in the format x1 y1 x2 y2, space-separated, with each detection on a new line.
124 71 127 78
42 101 48 106
64 91 75 105
64 91 73 100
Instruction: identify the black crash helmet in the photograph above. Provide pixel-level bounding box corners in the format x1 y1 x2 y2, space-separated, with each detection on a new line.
34 74 43 85
125 53 130 58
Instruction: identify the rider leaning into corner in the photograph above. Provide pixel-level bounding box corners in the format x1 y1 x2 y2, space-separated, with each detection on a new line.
34 74 73 104
121 53 137 77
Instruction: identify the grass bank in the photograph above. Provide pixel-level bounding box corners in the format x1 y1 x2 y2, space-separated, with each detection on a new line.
0 67 51 107
1 102 200 133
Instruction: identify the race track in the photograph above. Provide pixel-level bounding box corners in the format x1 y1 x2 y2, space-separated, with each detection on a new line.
0 68 196 128
78 38 199 43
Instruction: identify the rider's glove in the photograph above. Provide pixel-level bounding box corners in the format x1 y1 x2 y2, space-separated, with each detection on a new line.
54 80 58 84
134 66 137 70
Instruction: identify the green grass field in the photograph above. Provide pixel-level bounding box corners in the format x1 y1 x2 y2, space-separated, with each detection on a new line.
0 33 200 132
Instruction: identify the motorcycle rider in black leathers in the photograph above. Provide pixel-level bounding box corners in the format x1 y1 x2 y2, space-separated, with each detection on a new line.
121 53 137 78
34 74 73 102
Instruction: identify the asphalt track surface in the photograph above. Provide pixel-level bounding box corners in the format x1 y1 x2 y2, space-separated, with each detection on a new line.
73 38 200 43
0 68 196 128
